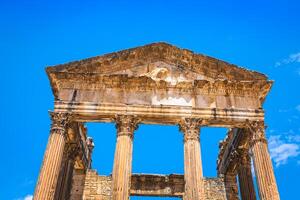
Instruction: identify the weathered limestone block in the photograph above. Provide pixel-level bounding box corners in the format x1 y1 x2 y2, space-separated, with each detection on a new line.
203 178 227 200
82 170 112 200
130 174 184 197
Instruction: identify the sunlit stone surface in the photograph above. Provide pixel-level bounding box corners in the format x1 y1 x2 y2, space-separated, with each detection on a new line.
33 43 279 200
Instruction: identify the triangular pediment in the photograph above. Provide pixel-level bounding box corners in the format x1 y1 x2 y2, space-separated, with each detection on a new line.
46 42 267 82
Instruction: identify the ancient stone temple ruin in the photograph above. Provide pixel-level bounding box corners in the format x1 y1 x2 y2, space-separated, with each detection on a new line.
33 43 280 200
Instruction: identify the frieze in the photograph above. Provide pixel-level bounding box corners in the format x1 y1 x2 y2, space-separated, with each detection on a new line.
55 77 265 97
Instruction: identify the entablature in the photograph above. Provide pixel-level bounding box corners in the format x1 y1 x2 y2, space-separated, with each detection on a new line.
51 73 271 99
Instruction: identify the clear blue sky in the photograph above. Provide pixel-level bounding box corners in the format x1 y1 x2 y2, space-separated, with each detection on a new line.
1 0 300 199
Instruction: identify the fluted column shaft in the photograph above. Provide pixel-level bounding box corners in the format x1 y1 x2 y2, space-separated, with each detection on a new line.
250 121 280 200
238 152 256 200
179 118 204 200
112 115 139 200
34 112 71 200
224 173 239 200
55 144 78 200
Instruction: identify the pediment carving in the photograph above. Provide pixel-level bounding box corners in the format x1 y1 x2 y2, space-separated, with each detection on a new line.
47 42 268 82
117 61 211 84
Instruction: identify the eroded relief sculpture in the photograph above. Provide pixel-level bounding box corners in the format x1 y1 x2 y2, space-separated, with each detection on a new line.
33 42 280 200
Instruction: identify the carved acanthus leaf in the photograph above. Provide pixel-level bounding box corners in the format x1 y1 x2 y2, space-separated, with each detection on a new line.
50 112 72 138
115 115 140 139
247 120 267 146
179 118 207 142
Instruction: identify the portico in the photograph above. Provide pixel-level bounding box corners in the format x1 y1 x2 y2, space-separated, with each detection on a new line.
33 42 280 200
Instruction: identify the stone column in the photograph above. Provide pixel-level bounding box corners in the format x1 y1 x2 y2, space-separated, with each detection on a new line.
179 118 204 200
34 112 71 200
249 121 280 200
224 172 239 200
112 115 139 200
55 144 78 200
238 151 256 200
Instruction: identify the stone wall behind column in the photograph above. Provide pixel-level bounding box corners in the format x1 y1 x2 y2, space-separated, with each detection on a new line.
81 170 226 200
82 170 112 200
70 170 86 200
203 177 227 200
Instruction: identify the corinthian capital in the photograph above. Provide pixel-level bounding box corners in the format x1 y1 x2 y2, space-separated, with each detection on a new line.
115 115 140 139
49 112 72 138
247 120 267 146
179 118 205 142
